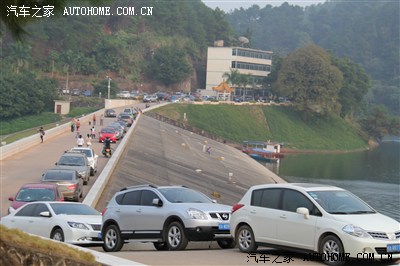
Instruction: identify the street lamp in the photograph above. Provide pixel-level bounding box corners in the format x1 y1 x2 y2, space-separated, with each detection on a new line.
106 76 112 99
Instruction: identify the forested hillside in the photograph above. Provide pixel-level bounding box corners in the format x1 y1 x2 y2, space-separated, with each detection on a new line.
226 0 399 115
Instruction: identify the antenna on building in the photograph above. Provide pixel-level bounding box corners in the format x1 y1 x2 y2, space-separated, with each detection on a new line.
238 36 249 47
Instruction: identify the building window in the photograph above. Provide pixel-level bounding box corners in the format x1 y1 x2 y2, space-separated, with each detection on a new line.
234 48 272 60
232 61 271 72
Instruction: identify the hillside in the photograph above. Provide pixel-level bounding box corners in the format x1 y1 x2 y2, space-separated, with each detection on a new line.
150 104 368 151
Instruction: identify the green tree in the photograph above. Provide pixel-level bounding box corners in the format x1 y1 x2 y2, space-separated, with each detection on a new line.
276 45 343 117
148 45 193 86
332 56 371 118
360 105 390 140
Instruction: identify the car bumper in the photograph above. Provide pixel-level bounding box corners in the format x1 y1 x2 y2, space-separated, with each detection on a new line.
184 219 232 241
64 228 103 245
341 234 400 260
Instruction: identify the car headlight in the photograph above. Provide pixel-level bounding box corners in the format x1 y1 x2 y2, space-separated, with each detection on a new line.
342 224 372 238
187 208 207 220
67 222 89 230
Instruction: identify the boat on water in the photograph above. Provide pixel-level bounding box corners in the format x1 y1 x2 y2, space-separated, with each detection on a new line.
242 140 284 162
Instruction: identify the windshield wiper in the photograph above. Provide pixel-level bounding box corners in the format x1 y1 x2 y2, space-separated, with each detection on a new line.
330 212 349 214
347 210 376 214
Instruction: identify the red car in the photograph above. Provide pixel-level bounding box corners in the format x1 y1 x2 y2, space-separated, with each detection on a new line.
99 127 117 143
8 183 64 214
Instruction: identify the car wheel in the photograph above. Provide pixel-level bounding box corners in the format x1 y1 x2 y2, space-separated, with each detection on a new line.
236 225 257 253
90 168 95 176
153 242 168 251
102 224 123 252
217 239 236 249
83 177 88 185
51 228 64 242
165 221 188 251
319 235 345 266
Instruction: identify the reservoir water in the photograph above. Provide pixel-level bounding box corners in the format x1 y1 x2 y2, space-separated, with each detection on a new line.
261 141 400 222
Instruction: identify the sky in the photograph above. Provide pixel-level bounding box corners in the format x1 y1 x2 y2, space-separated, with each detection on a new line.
202 0 326 12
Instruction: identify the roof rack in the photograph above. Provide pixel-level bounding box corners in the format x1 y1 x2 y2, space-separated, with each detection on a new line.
120 184 157 191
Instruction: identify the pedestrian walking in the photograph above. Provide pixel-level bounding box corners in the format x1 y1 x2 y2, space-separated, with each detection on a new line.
92 114 97 126
76 134 84 147
100 114 104 126
38 127 45 143
86 134 92 147
90 126 96 139
76 119 81 132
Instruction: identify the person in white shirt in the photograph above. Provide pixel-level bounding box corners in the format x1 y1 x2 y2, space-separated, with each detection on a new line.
76 134 85 147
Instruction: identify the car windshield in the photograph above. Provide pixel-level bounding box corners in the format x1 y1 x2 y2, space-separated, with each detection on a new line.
58 156 85 166
50 203 100 215
308 190 376 215
16 188 56 201
102 128 115 133
73 149 92 158
159 188 212 203
43 171 74 181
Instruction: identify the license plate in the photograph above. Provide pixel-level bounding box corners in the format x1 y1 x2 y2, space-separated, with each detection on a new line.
387 244 400 253
218 223 230 230
98 232 102 239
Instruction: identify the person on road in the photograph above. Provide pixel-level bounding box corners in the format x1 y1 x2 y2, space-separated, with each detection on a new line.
92 114 96 126
86 134 92 147
38 127 45 143
90 126 96 139
102 137 111 155
100 114 104 126
76 119 81 132
76 134 84 147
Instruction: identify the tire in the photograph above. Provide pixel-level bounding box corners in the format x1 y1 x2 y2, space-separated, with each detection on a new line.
90 168 95 176
153 242 168 251
217 239 236 249
165 222 188 251
51 228 64 242
236 225 257 253
102 224 123 252
319 235 345 266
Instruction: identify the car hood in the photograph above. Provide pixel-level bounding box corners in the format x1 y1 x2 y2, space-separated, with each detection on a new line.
57 214 101 225
333 213 399 231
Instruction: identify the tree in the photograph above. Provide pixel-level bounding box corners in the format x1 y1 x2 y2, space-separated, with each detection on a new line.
360 105 390 140
276 45 343 117
332 56 370 118
148 45 193 86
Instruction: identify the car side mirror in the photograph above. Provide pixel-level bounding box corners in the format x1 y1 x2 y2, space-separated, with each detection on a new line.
152 198 163 207
8 196 15 201
55 162 58 165
296 207 310 219
40 211 51 217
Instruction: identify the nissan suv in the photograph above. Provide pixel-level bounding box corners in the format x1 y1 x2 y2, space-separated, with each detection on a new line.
230 183 400 266
101 185 234 252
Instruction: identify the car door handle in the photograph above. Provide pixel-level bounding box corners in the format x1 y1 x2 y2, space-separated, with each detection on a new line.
136 209 142 213
280 215 287 219
250 210 256 214
115 210 120 213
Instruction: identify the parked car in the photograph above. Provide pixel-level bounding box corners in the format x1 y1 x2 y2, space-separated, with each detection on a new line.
111 120 128 133
230 183 400 265
8 183 64 214
104 109 117 118
41 169 83 201
99 127 117 143
81 90 92 97
143 94 158 103
71 89 80 96
101 185 234 252
109 121 127 134
106 124 123 140
1 202 102 245
53 151 91 185
116 91 131 98
117 112 133 127
70 147 98 176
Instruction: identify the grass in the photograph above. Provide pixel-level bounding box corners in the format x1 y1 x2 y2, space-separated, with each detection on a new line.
0 225 99 265
150 104 368 151
0 107 101 145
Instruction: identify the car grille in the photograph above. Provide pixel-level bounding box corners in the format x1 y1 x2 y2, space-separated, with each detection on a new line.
209 212 230 221
90 224 101 231
368 230 400 240
375 247 400 254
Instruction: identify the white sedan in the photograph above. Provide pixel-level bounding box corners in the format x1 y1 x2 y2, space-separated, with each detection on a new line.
1 201 102 245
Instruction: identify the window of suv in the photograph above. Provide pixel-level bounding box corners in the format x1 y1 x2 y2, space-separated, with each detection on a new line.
141 190 159 206
159 187 211 203
117 190 140 205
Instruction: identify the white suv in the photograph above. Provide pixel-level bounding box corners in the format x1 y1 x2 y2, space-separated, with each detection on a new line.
230 183 400 266
101 185 234 252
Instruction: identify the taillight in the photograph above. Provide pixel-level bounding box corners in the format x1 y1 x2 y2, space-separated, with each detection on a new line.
67 184 77 190
101 208 107 216
231 203 244 214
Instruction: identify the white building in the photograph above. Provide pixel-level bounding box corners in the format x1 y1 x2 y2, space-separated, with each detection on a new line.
205 45 273 97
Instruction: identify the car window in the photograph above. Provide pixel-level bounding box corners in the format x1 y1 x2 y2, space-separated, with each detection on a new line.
15 203 37 216
251 188 281 209
50 203 100 215
120 191 141 205
140 190 160 206
159 188 212 203
43 171 73 181
74 149 92 158
32 203 50 217
282 189 321 216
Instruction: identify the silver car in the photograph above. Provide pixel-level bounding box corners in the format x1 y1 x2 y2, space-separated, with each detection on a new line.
70 147 98 176
54 151 91 185
101 185 234 252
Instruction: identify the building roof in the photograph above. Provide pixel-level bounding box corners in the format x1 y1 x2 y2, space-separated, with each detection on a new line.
212 81 234 93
